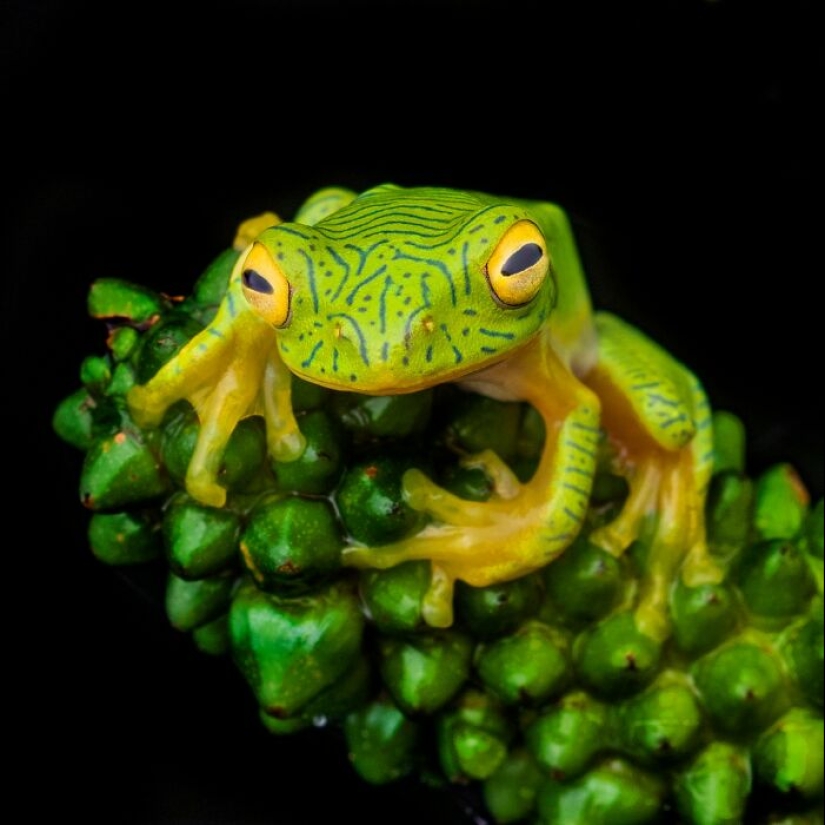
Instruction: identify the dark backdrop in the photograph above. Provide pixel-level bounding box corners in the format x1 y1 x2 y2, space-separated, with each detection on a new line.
3 1 821 823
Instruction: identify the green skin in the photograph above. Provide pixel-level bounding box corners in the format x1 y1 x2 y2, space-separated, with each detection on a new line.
128 184 717 633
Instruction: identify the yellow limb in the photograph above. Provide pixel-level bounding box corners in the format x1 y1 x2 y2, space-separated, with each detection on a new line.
583 312 721 640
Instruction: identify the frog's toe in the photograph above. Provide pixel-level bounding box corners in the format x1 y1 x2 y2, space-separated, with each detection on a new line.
127 385 166 428
402 469 498 527
185 473 227 509
269 428 307 463
461 449 521 500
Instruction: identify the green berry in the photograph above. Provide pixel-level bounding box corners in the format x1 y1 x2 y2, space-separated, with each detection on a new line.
674 742 752 825
544 538 625 625
192 614 230 656
671 580 740 656
475 620 571 705
88 510 161 565
360 561 431 634
378 629 472 716
536 758 666 825
574 612 663 698
344 696 420 785
616 674 704 763
332 389 433 438
135 313 204 383
693 640 787 736
272 410 343 495
483 748 543 824
754 464 810 541
712 410 747 475
53 388 96 450
87 278 163 324
240 495 341 593
165 571 235 631
455 573 543 639
737 540 816 619
230 579 364 721
335 454 427 545
162 494 240 579
191 248 239 306
80 425 168 510
754 709 824 800
525 691 609 780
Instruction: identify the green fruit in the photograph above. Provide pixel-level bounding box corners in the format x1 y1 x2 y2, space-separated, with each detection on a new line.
712 410 747 474
192 614 230 656
536 758 666 825
162 494 240 579
754 464 810 541
87 278 163 323
107 325 140 362
803 500 824 561
360 561 431 634
289 375 330 413
300 654 371 721
754 709 824 800
783 610 824 709
335 454 427 545
165 571 236 631
135 313 204 383
446 394 522 460
437 689 512 782
525 691 609 780
737 540 816 619
455 573 543 639
80 355 112 391
272 410 343 495
543 538 625 625
191 248 238 306
671 580 740 656
378 629 472 716
616 674 704 763
80 425 168 510
674 742 752 825
88 510 161 565
574 612 663 698
161 405 266 493
240 495 341 593
332 389 433 438
693 640 788 736
344 696 420 785
230 579 364 720
437 464 494 502
475 621 571 705
483 748 543 824
53 388 96 450
706 471 755 558
105 362 138 397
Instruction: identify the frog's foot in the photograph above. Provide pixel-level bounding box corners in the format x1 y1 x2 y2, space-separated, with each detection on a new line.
127 283 304 507
592 449 723 641
461 449 522 500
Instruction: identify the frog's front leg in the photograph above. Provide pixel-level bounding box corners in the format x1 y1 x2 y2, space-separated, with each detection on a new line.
582 312 722 639
128 273 304 507
343 332 602 627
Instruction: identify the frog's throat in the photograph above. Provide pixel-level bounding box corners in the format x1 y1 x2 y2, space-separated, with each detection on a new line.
284 335 540 397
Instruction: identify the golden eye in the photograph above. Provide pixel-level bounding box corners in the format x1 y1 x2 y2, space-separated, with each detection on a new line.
240 243 291 327
485 220 549 307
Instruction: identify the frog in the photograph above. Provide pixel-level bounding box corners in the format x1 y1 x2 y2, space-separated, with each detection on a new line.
128 184 721 639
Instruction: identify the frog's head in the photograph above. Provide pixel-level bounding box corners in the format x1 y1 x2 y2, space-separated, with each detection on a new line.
239 185 557 394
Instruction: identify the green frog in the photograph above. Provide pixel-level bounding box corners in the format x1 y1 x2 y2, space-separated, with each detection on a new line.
128 184 720 637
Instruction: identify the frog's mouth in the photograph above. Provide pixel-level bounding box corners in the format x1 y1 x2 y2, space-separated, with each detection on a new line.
286 337 537 397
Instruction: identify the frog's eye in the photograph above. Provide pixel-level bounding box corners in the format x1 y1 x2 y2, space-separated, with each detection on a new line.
240 243 291 327
485 220 550 307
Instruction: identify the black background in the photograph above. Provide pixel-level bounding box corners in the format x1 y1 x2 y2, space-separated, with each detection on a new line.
3 1 822 823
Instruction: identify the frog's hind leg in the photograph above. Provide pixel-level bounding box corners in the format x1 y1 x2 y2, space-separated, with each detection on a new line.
584 312 721 640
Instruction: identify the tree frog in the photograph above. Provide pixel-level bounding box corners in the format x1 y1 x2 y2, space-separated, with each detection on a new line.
128 184 721 638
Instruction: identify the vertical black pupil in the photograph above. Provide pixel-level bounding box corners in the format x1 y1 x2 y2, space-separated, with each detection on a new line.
501 243 543 276
243 269 274 294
